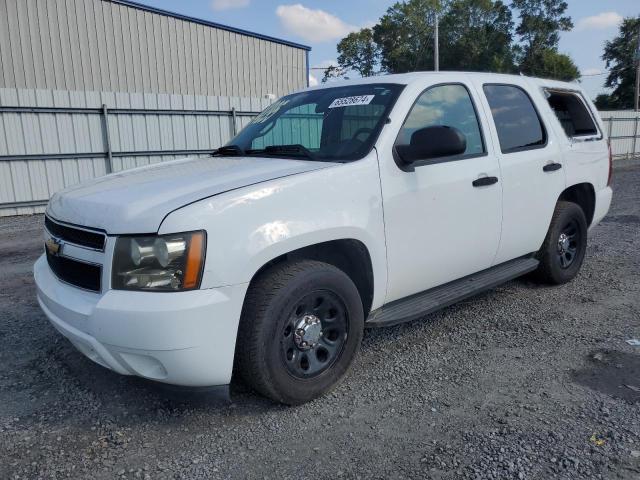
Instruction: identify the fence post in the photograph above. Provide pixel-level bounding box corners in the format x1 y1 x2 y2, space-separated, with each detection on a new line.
231 107 238 136
607 116 614 159
633 116 639 159
101 104 114 174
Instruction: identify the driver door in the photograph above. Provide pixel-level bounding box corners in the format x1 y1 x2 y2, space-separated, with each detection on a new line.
378 82 503 303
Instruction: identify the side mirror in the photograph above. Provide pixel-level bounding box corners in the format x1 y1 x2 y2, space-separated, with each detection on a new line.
396 125 466 165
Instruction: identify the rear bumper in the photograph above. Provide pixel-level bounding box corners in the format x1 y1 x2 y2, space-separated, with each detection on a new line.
591 186 613 229
34 255 248 387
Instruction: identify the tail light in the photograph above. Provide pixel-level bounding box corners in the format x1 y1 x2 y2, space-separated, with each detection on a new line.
607 140 613 186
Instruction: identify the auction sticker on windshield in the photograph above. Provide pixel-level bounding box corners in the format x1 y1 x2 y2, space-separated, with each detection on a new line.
328 95 375 109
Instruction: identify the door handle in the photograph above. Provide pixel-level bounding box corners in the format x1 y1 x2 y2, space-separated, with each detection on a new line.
472 176 499 187
543 162 562 172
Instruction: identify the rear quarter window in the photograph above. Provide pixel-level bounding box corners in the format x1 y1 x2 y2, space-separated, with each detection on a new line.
483 84 547 153
545 90 599 138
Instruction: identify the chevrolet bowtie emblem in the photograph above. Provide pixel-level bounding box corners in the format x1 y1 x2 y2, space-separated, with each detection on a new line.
45 238 62 256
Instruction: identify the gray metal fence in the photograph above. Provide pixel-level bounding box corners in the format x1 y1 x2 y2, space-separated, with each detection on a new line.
0 87 270 216
2 94 640 217
599 111 640 159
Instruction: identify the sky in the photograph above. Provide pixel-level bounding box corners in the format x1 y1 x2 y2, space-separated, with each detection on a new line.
135 0 639 99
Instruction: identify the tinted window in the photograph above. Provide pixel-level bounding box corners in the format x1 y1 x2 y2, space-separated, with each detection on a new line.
397 84 484 156
483 84 546 153
546 91 598 137
251 104 323 150
229 84 404 161
340 104 386 141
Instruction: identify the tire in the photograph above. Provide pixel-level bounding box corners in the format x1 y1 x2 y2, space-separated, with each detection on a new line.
534 201 588 285
234 259 364 405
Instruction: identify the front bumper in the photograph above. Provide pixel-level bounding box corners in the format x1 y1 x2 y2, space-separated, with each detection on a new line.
34 255 248 387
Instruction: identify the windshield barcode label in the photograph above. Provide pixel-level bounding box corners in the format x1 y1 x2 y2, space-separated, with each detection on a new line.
328 95 375 109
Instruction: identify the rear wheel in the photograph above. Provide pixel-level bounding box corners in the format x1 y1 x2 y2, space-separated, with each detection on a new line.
235 260 364 405
534 201 588 284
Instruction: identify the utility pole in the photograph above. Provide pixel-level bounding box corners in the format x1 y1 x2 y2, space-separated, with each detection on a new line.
635 25 640 111
434 11 439 71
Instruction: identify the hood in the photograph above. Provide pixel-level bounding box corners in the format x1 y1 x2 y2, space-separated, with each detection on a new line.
47 156 332 234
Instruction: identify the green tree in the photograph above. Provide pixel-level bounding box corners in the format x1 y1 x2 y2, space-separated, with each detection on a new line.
601 17 640 109
512 0 572 50
535 49 580 81
373 0 441 74
511 0 578 80
321 65 346 83
328 0 579 81
323 28 380 82
368 0 516 74
337 28 380 77
439 0 516 73
594 93 615 111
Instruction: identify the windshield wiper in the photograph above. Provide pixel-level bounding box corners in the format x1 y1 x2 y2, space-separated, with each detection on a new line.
246 144 318 161
212 145 244 156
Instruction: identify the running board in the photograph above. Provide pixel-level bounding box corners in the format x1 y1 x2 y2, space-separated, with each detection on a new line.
366 257 539 328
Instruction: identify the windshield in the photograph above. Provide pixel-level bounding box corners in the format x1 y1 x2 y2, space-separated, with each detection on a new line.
225 83 405 162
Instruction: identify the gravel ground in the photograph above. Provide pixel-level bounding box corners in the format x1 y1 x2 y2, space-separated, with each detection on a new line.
1 160 639 480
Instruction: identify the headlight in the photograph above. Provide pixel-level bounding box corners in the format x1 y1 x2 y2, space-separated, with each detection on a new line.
112 231 206 291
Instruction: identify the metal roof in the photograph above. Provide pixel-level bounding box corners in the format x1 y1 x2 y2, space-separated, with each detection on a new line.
108 0 312 51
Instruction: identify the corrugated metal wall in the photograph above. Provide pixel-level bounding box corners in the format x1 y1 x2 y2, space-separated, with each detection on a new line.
599 110 640 159
0 0 310 216
0 87 271 216
0 0 308 98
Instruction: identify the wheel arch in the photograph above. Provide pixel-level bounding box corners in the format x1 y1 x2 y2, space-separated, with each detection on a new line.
558 182 596 226
247 238 376 318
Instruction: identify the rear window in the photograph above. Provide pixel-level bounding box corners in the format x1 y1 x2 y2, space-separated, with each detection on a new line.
483 84 546 153
546 91 599 138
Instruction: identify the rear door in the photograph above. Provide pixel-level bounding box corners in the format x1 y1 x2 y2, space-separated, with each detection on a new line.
476 81 566 264
378 81 502 303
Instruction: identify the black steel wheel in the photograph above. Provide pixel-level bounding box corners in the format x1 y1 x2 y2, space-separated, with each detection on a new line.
280 291 349 379
556 218 581 269
235 260 364 405
534 201 588 284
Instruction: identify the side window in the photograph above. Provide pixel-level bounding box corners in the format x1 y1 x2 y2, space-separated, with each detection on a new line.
397 84 485 156
483 84 546 153
546 91 599 138
251 104 323 150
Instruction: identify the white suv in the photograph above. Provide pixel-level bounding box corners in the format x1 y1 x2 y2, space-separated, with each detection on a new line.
35 72 613 404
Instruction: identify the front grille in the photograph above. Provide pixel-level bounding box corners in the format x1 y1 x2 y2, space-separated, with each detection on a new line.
45 216 105 250
46 250 102 292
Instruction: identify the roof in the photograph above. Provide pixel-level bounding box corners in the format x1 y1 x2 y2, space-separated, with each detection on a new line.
108 0 312 51
305 71 583 91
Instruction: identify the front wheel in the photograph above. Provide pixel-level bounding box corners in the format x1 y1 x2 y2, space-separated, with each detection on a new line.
234 260 364 405
534 201 588 284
